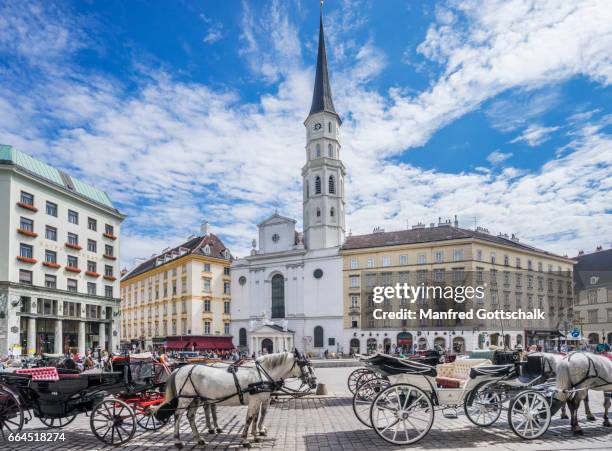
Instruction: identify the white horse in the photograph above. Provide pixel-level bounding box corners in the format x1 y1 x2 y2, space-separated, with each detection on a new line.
555 352 612 434
153 351 316 448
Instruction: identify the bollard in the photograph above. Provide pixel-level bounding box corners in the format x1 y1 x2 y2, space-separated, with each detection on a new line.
315 383 328 395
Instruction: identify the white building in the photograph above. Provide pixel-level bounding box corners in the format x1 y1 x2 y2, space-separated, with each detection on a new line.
0 145 125 356
231 11 346 356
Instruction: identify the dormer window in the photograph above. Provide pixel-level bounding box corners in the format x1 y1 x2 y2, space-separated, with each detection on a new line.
223 249 230 259
203 244 210 255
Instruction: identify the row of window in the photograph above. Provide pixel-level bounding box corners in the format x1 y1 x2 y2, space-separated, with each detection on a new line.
123 299 231 318
349 250 568 273
19 191 115 235
308 175 337 196
123 263 230 293
312 142 336 159
19 243 115 276
122 279 230 305
122 320 231 338
18 269 113 297
20 297 112 319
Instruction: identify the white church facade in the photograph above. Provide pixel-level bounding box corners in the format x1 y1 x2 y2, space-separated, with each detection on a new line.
230 11 347 356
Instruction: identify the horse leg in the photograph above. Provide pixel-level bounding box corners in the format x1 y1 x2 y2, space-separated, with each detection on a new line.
241 401 259 448
257 397 271 437
560 403 569 420
174 409 184 448
569 393 585 435
187 400 205 447
204 403 215 434
212 404 222 433
583 392 596 421
603 394 611 427
250 402 261 442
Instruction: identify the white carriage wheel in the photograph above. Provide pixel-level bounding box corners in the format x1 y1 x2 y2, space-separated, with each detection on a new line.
90 398 137 445
347 368 370 395
352 377 391 428
0 387 23 440
508 390 551 440
370 384 434 445
355 370 379 392
464 381 503 427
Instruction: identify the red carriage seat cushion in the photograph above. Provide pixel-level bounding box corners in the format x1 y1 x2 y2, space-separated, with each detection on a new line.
16 366 59 381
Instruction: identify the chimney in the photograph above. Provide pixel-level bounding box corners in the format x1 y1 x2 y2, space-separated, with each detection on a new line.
596 245 603 251
200 221 209 236
454 215 458 227
578 250 584 255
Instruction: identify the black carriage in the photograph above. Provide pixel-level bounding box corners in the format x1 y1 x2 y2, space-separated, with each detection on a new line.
0 353 170 445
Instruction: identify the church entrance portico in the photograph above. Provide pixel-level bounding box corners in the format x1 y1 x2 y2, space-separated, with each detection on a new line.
247 324 294 356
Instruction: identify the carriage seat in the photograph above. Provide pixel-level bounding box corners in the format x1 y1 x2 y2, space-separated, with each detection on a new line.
469 364 515 379
435 359 491 388
517 353 554 384
364 353 437 377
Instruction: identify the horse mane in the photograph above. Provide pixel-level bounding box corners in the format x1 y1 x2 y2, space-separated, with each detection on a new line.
257 352 290 369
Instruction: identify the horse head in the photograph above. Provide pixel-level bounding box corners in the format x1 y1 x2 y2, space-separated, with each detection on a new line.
292 349 317 389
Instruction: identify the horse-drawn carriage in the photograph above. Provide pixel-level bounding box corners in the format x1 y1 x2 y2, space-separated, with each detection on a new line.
349 351 576 445
0 352 170 444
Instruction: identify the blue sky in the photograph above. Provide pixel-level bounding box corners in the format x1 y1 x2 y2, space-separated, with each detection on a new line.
0 0 611 267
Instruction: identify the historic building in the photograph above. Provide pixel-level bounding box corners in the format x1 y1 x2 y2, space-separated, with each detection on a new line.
341 219 576 353
573 247 612 345
0 144 124 356
120 223 233 352
230 10 345 356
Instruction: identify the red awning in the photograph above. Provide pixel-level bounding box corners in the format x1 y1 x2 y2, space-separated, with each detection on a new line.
191 336 234 350
165 338 191 350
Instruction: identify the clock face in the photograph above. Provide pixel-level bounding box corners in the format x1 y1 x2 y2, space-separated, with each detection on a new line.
272 233 280 243
312 122 322 131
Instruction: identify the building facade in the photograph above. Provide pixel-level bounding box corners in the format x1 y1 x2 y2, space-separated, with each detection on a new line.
341 221 575 354
230 10 345 357
0 144 124 356
573 247 612 345
120 225 233 352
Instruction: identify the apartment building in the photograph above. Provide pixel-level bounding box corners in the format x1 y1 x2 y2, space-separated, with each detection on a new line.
573 247 612 345
0 144 124 356
340 218 575 354
120 224 233 352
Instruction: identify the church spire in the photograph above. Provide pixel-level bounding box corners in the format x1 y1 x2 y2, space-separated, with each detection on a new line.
309 2 339 122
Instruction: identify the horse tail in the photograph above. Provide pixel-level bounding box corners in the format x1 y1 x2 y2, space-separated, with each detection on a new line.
152 368 179 421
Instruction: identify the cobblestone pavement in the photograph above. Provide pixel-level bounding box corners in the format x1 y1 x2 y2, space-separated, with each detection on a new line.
3 367 611 450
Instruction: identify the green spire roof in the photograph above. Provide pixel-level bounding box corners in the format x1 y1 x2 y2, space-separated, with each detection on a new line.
0 144 116 210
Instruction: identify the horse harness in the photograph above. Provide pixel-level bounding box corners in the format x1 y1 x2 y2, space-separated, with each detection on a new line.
175 361 284 406
566 352 612 391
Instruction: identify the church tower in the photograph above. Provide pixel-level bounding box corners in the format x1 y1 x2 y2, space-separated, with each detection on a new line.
303 7 346 250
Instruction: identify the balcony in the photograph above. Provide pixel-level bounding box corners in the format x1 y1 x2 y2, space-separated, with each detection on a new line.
103 275 117 282
16 256 37 264
103 232 117 241
65 266 81 273
43 261 60 269
103 254 116 260
16 201 37 212
17 228 38 238
85 271 100 278
65 242 82 250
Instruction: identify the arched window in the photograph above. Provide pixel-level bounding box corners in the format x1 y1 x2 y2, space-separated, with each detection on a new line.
314 326 324 347
328 143 333 158
328 122 332 132
239 328 247 347
330 207 335 217
271 274 285 319
316 143 321 158
328 175 335 194
315 176 321 194
316 208 321 217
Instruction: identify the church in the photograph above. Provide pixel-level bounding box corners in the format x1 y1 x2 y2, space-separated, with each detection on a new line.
230 10 346 356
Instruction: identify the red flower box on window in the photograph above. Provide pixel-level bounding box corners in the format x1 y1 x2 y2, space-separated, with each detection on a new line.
17 228 38 238
103 233 117 241
103 254 116 260
103 275 117 281
86 271 100 278
65 266 81 273
16 256 37 264
42 261 60 269
65 242 82 250
16 202 38 212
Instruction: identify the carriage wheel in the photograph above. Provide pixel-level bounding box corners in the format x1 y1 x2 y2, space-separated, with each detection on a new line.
353 377 391 427
355 370 379 392
464 381 503 427
40 415 77 428
347 368 370 394
136 406 170 431
0 388 23 439
508 390 551 440
370 384 434 445
90 399 136 445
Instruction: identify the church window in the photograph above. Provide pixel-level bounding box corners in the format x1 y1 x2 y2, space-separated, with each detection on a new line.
314 326 324 347
316 143 321 158
271 274 285 319
315 176 321 194
316 208 321 217
328 122 332 133
239 328 247 347
328 143 333 158
330 207 335 217
328 175 335 194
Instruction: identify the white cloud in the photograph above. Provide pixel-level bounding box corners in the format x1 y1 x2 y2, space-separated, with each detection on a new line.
486 150 513 165
511 124 560 146
200 14 224 44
